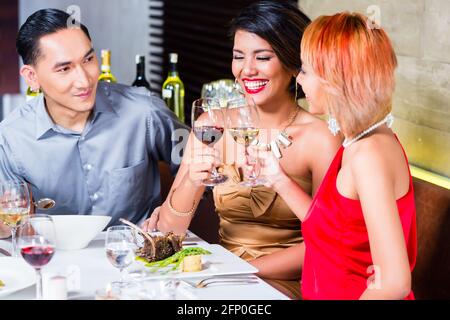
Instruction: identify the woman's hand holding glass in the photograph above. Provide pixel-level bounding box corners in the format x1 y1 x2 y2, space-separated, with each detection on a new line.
247 145 289 191
186 145 223 186
226 96 263 186
191 98 228 186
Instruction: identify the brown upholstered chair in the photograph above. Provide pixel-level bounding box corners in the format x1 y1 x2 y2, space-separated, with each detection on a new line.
411 178 450 299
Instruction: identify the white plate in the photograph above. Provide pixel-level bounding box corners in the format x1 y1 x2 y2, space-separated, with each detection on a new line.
130 244 258 280
0 257 36 298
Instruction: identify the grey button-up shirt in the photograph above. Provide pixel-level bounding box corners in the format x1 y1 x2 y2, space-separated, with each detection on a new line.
0 82 188 226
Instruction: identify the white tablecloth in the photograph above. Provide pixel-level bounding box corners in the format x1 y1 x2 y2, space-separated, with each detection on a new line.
0 231 289 300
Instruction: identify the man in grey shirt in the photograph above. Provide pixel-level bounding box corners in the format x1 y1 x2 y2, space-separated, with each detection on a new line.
0 9 188 237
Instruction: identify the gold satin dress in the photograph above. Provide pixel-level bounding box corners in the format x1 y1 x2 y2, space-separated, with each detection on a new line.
213 164 312 299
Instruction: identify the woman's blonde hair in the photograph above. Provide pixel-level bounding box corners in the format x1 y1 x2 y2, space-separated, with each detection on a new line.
301 12 397 137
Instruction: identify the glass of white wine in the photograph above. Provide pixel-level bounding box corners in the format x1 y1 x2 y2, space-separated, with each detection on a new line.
0 181 31 256
226 97 262 187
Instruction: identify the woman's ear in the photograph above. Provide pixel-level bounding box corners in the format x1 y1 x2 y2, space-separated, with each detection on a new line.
20 65 40 91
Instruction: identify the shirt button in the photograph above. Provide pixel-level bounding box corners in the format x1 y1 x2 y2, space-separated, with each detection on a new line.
80 136 85 141
85 164 93 171
92 193 99 201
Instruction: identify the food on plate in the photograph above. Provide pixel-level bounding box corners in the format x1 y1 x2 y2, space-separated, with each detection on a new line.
136 247 211 273
119 218 211 273
181 255 202 272
136 231 185 262
119 218 185 262
0 280 4 288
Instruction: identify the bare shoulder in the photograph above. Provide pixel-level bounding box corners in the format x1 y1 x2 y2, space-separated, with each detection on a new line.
291 110 342 153
349 133 400 183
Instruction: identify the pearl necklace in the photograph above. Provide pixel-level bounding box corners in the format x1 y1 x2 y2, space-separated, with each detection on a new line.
343 113 394 148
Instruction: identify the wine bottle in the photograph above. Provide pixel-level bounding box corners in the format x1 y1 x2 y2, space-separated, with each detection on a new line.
161 53 185 123
25 86 42 101
132 55 150 90
98 49 117 83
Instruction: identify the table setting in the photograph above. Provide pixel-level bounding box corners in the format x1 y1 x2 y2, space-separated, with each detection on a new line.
0 215 289 300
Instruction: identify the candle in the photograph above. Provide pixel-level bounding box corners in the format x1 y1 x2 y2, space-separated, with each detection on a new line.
95 283 120 300
44 275 68 300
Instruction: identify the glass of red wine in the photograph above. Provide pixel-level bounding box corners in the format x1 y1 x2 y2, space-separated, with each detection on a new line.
18 214 56 300
192 98 228 186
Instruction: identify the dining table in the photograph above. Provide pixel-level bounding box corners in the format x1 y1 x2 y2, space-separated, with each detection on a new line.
0 230 290 300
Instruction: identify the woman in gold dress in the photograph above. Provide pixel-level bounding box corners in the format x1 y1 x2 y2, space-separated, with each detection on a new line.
143 1 341 299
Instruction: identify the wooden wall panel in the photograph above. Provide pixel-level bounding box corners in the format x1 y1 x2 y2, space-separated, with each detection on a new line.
0 0 20 94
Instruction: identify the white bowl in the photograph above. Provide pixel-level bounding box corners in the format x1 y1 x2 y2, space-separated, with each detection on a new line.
51 215 111 250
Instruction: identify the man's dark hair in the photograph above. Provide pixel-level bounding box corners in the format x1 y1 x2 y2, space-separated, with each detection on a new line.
16 8 91 65
229 1 311 98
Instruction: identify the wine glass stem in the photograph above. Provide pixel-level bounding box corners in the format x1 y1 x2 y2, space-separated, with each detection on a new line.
119 268 125 284
36 268 43 300
244 146 257 182
10 226 18 257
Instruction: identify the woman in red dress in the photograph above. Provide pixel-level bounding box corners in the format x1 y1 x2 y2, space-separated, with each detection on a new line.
253 12 417 299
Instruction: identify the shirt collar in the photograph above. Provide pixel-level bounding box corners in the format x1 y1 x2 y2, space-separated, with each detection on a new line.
92 82 118 118
34 83 118 140
35 95 56 140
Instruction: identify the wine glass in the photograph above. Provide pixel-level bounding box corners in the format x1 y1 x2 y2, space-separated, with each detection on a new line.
105 225 137 288
191 98 228 186
226 96 263 187
18 214 56 300
0 181 31 256
201 79 244 108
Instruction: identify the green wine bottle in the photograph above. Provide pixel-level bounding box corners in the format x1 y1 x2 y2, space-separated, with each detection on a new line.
98 49 117 83
162 53 185 123
26 86 42 101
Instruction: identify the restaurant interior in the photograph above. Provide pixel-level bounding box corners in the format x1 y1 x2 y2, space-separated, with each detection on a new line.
0 0 449 300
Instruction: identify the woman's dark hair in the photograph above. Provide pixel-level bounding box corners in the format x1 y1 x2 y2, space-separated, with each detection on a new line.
16 8 91 65
229 1 311 98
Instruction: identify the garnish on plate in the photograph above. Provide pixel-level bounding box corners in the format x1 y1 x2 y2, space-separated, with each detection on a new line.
136 247 211 273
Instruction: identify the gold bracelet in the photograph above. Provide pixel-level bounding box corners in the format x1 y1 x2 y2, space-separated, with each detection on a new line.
168 188 196 217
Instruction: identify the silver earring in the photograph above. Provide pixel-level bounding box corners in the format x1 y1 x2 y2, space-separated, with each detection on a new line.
327 115 341 136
